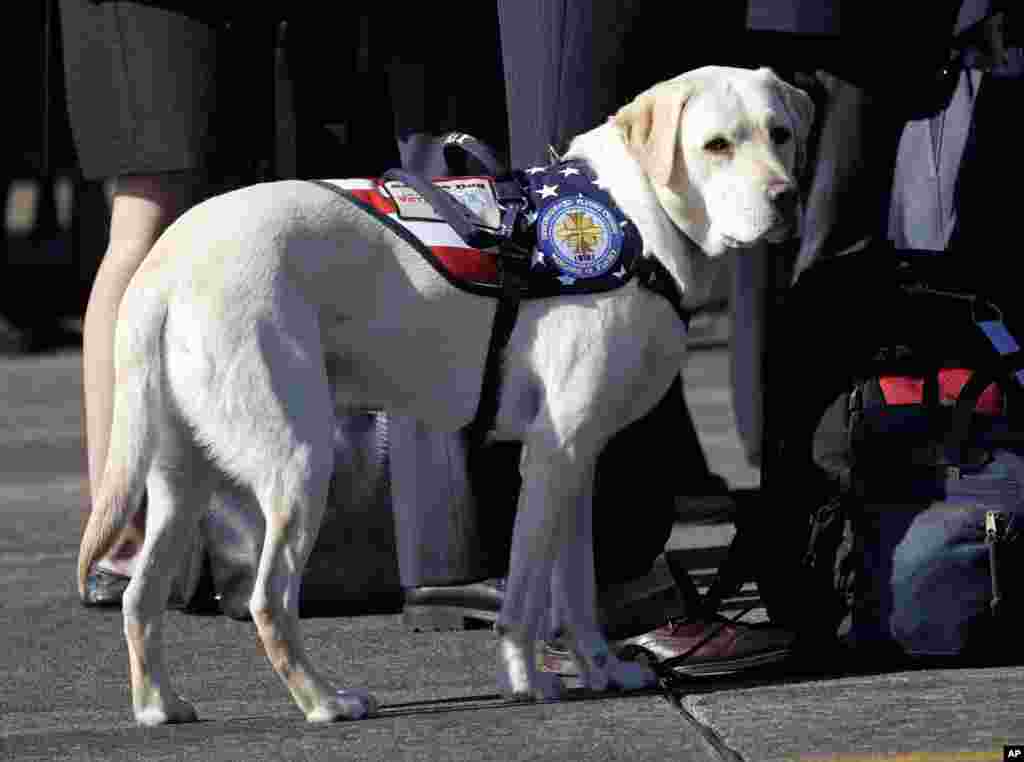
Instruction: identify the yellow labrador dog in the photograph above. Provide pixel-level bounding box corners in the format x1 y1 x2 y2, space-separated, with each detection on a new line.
79 66 812 725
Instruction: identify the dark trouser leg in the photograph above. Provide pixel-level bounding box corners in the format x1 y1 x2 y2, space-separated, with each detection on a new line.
447 375 707 588
794 72 904 277
499 0 721 586
287 12 399 179
592 376 689 586
498 0 636 167
731 71 904 466
384 8 510 594
387 7 509 175
730 245 769 468
396 2 722 604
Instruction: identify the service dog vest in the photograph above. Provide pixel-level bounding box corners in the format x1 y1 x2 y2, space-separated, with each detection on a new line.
312 159 647 299
309 157 690 444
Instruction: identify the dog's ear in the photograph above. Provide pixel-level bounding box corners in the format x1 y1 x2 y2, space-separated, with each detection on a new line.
612 75 699 188
771 73 816 178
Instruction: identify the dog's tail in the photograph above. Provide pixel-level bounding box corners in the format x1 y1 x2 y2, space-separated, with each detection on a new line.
77 290 169 597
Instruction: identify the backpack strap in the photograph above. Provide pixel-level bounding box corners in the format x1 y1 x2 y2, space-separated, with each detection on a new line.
945 351 1024 468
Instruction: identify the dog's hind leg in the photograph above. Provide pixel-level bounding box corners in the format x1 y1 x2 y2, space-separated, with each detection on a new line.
248 425 377 721
123 436 210 726
231 319 376 722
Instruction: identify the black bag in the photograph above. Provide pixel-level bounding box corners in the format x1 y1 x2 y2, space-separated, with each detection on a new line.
804 357 1024 660
775 248 1024 663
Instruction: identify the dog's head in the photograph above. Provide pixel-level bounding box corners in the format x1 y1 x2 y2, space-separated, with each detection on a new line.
613 66 815 256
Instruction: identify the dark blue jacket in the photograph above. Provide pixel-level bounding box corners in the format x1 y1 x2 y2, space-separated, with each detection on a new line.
746 1 971 107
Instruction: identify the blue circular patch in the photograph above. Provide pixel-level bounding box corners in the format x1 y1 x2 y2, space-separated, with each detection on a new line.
537 194 624 281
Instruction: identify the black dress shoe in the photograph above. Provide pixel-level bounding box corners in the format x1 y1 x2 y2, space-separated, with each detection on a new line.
402 579 505 631
81 565 131 608
80 563 219 613
401 556 691 634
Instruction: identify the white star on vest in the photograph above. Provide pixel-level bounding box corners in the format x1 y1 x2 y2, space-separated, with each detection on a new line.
559 167 581 177
613 266 627 279
525 166 546 175
537 184 560 199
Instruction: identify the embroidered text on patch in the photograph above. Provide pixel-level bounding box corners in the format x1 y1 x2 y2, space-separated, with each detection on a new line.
520 159 642 293
538 194 624 284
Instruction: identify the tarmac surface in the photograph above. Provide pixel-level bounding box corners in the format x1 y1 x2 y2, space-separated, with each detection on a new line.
1 336 1021 761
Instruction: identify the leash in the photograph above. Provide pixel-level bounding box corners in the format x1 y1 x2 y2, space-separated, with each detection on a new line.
620 606 758 762
618 604 760 693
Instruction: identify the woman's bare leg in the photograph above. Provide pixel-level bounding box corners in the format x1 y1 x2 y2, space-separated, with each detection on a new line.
82 172 201 577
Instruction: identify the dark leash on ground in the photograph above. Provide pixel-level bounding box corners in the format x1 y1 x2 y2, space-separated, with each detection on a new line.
636 606 759 762
348 609 760 761
356 607 761 761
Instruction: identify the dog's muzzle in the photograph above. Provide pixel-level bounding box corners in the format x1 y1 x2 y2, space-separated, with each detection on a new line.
767 182 799 225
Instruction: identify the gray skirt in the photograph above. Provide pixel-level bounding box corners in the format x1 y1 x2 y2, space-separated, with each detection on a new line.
58 0 271 180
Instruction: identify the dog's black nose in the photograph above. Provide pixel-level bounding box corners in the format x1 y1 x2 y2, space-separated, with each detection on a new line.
768 183 798 219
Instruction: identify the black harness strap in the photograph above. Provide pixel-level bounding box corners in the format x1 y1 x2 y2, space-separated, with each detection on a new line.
370 167 532 445
467 261 527 449
635 256 693 330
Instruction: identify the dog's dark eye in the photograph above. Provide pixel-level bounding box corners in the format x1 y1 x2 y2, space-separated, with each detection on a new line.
704 137 731 154
770 127 792 145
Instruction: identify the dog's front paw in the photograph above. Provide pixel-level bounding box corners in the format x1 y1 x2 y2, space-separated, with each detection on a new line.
531 670 564 700
306 689 379 723
498 663 564 701
570 636 658 693
497 634 563 701
134 695 198 726
605 656 657 692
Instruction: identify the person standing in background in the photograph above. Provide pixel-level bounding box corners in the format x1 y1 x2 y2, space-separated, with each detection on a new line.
395 1 795 676
59 1 271 603
730 0 976 468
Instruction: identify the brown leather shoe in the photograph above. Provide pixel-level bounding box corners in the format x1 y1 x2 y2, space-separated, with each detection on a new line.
541 617 793 678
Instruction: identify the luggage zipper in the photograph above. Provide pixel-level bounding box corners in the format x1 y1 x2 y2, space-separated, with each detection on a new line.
986 510 1007 618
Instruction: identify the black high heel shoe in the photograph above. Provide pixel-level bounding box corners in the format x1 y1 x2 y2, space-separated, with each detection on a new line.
80 565 131 608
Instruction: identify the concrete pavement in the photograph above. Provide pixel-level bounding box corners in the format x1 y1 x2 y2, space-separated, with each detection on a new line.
1 344 1021 761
